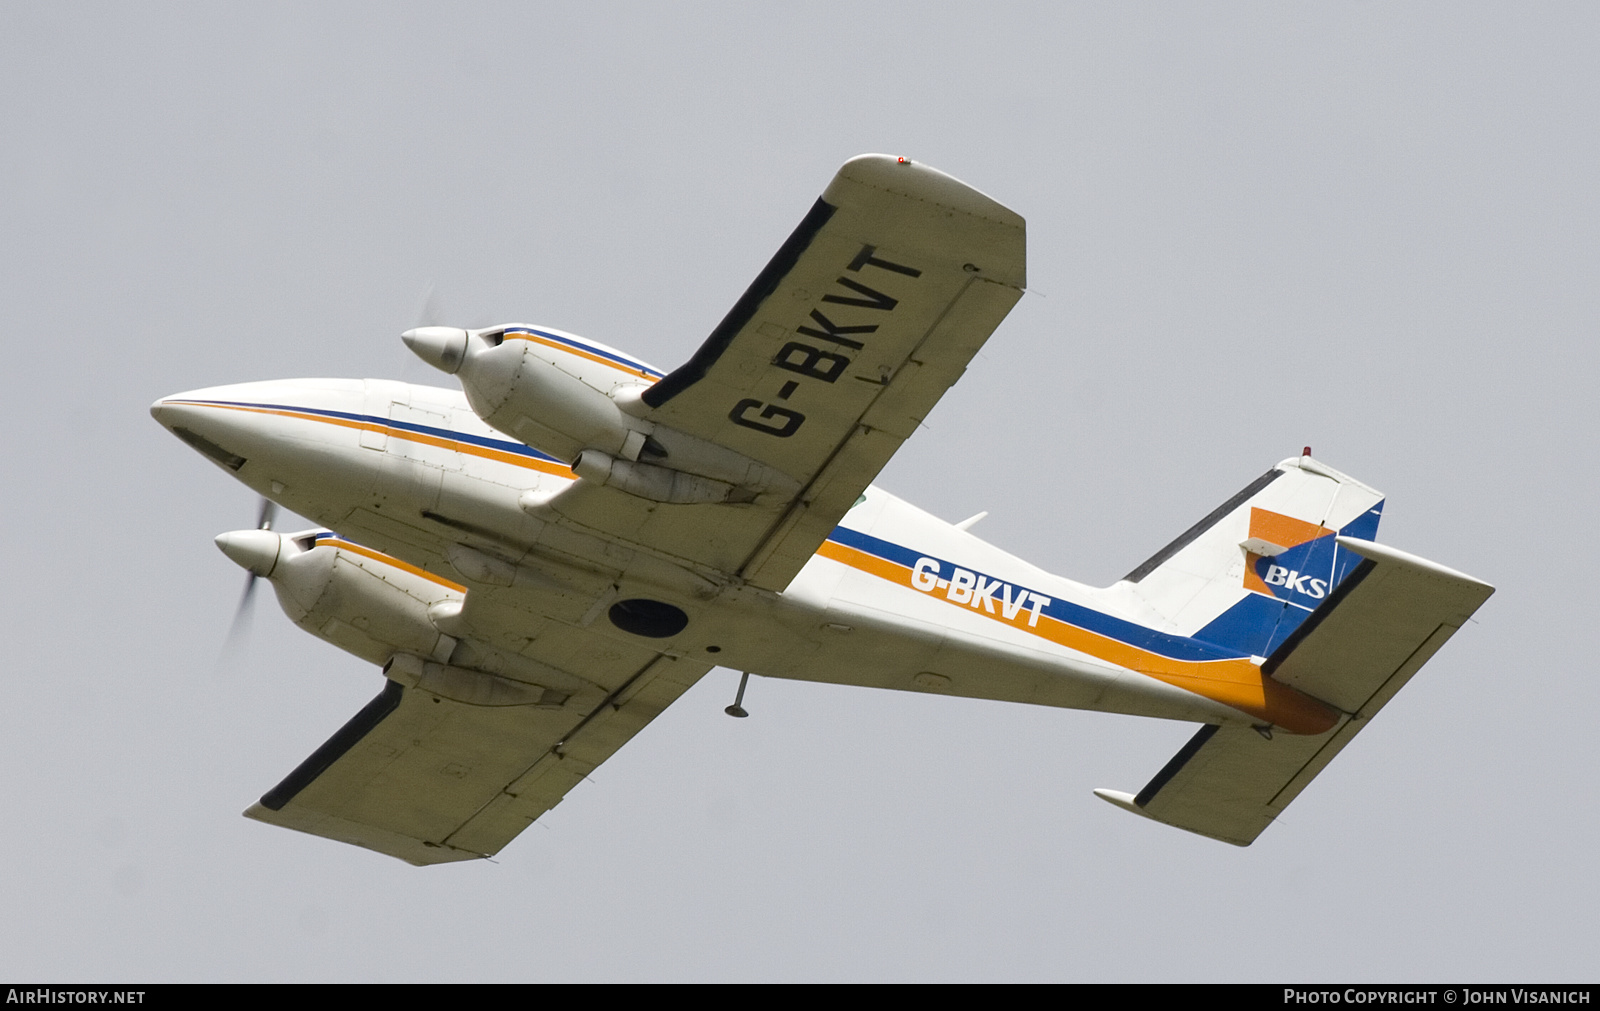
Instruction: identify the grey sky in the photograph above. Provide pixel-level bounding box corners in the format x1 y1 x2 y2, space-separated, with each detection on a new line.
4 3 1596 981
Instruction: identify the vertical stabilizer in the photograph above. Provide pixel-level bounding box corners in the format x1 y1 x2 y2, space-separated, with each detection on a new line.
1110 455 1385 658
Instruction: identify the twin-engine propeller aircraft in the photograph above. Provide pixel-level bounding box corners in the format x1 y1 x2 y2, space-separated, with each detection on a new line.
153 155 1492 864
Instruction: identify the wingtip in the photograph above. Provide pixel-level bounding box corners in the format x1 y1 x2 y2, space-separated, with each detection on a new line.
1334 536 1495 593
830 153 1025 232
1092 788 1144 815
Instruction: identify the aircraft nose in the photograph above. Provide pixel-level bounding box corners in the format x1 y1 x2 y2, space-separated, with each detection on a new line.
150 395 182 427
150 391 211 431
149 389 255 472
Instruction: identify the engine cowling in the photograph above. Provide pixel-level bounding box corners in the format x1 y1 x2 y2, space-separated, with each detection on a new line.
402 325 646 465
214 529 594 708
215 529 458 667
402 324 803 504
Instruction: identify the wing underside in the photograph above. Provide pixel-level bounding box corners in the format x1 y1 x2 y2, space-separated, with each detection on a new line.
246 653 711 865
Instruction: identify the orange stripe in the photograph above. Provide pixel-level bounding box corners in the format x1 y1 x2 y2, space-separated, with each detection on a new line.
817 540 905 584
316 537 467 593
185 402 572 476
1250 507 1333 550
820 540 1336 733
505 332 661 381
1241 551 1274 596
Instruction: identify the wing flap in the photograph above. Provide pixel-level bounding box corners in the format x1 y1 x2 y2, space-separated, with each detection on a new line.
1096 540 1493 845
443 653 708 854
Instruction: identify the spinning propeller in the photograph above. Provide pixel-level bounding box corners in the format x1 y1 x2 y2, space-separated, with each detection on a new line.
218 496 278 658
397 282 496 383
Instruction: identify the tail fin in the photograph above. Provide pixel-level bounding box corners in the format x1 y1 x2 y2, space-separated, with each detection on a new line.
1110 454 1385 658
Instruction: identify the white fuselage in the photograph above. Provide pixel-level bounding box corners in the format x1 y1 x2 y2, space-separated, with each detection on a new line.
153 375 1253 730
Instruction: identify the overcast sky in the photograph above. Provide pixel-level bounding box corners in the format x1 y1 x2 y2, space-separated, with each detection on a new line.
4 3 1597 982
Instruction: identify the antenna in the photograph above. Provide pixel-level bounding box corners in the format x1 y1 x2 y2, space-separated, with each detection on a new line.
725 671 751 718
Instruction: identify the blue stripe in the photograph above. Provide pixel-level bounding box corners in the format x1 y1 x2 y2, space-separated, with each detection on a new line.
178 399 564 463
381 414 563 461
827 526 1242 663
1188 504 1388 655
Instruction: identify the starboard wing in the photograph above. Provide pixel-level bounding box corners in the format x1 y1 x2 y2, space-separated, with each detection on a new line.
1095 537 1493 845
544 155 1026 591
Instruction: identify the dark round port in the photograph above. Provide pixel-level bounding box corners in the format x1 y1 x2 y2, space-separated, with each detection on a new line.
607 598 689 638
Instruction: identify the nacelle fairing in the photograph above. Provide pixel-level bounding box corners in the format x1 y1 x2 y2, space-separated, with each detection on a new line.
213 529 598 714
404 324 802 504
215 528 459 668
403 324 658 466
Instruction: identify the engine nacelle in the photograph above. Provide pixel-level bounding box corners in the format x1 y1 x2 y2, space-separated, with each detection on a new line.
215 529 594 707
403 325 648 465
216 529 458 667
402 323 804 504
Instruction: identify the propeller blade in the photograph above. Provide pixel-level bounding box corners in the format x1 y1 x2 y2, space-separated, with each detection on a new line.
411 281 498 333
218 572 259 669
217 496 277 669
414 281 443 330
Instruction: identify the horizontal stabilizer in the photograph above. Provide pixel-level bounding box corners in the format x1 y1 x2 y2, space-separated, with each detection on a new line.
1096 539 1493 845
1265 537 1494 712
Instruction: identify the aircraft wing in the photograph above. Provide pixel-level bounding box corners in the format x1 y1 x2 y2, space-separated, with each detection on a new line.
548 154 1026 591
245 652 711 865
1095 537 1493 845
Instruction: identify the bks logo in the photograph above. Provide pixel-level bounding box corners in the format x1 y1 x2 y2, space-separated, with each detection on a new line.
1260 564 1328 600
